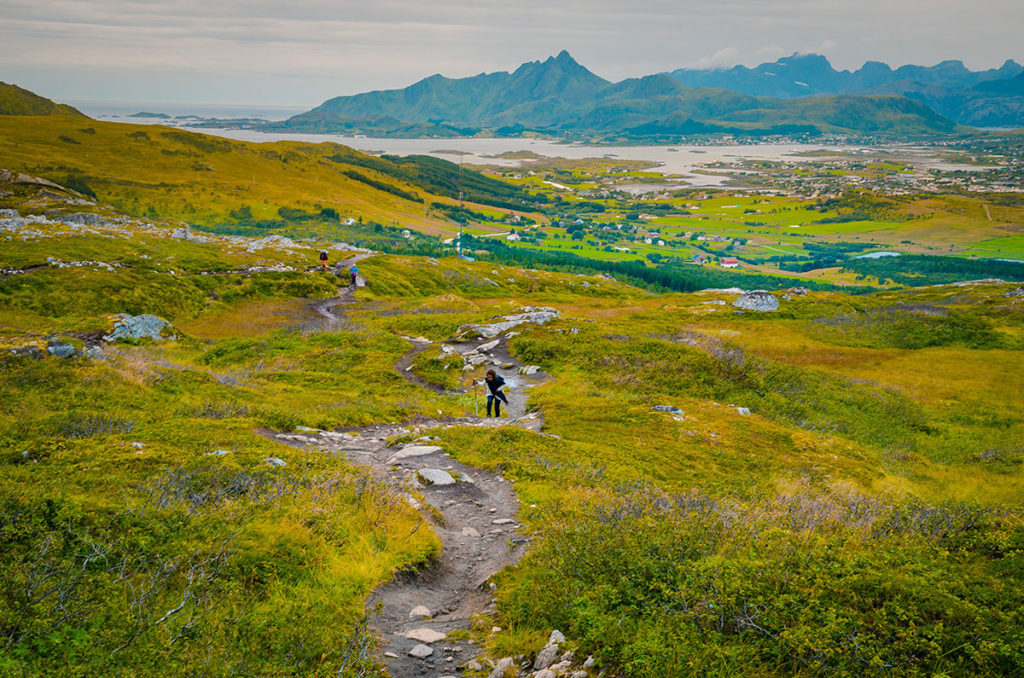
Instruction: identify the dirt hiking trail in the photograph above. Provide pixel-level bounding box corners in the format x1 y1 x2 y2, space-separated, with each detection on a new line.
272 279 554 676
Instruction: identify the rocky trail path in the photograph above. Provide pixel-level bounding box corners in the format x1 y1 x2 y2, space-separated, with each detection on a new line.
270 297 558 676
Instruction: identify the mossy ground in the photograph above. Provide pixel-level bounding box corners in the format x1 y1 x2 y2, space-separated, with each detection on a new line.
2 129 1022 675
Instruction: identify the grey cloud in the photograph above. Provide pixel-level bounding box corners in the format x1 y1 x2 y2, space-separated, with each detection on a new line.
1 0 1021 106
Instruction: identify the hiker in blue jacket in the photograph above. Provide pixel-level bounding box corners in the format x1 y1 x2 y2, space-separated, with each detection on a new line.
484 369 509 417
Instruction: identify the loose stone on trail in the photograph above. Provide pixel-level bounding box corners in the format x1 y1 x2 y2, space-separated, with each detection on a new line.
406 628 447 643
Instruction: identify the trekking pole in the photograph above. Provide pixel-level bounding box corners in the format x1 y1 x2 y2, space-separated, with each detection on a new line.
474 380 479 417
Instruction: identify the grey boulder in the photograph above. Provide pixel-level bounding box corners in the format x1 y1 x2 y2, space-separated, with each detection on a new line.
104 314 175 342
46 341 76 358
733 290 779 312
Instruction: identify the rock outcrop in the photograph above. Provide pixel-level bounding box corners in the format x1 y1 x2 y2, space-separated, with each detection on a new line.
103 314 175 342
732 290 780 312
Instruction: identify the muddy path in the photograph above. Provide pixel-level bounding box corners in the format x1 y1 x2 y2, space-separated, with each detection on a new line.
269 303 553 676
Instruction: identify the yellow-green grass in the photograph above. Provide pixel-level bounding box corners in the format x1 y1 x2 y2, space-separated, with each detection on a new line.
0 115 471 235
3 208 1023 676
0 332 442 674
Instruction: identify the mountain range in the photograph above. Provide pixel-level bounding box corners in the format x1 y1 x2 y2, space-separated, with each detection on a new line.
280 51 1024 138
669 54 1024 128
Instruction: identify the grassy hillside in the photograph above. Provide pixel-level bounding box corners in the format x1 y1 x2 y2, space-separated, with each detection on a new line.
0 115 543 238
0 82 86 117
3 176 1023 674
2 113 1022 675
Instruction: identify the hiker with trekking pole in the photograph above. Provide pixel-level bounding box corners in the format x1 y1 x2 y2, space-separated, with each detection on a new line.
482 369 509 417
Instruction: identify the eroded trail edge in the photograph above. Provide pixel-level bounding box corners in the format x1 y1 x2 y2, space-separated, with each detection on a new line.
270 307 558 677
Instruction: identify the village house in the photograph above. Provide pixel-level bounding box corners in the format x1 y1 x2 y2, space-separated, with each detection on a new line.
720 257 740 268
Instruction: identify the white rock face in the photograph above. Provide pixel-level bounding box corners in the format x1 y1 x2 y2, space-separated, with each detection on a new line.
408 644 433 658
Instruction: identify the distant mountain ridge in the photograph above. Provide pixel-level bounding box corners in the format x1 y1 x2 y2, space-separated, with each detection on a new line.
0 82 87 118
668 54 1024 127
292 51 609 129
283 51 966 139
669 54 1023 98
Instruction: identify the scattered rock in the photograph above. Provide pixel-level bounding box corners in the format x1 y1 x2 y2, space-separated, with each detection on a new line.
103 314 174 342
736 407 751 416
583 656 595 668
409 605 432 619
732 290 779 312
0 208 18 218
549 630 566 645
59 212 101 226
651 405 683 415
790 286 809 296
85 346 105 360
492 518 514 525
459 472 475 484
206 450 231 456
520 365 541 376
488 657 515 678
408 644 434 659
390 445 443 461
417 469 457 486
46 341 76 359
534 670 556 678
462 527 481 538
130 442 145 449
534 644 560 670
8 345 42 359
461 307 560 339
1005 286 1024 298
477 339 500 352
406 628 447 643
467 659 484 671
263 457 286 467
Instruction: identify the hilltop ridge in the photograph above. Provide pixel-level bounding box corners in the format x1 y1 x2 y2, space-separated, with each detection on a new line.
0 81 87 117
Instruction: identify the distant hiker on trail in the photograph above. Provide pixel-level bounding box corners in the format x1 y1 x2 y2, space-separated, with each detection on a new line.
319 250 328 272
349 264 358 286
484 369 508 417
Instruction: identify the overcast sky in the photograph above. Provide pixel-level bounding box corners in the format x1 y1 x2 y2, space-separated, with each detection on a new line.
2 0 1022 108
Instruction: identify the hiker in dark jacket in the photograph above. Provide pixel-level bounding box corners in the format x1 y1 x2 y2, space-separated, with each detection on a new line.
484 369 509 417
